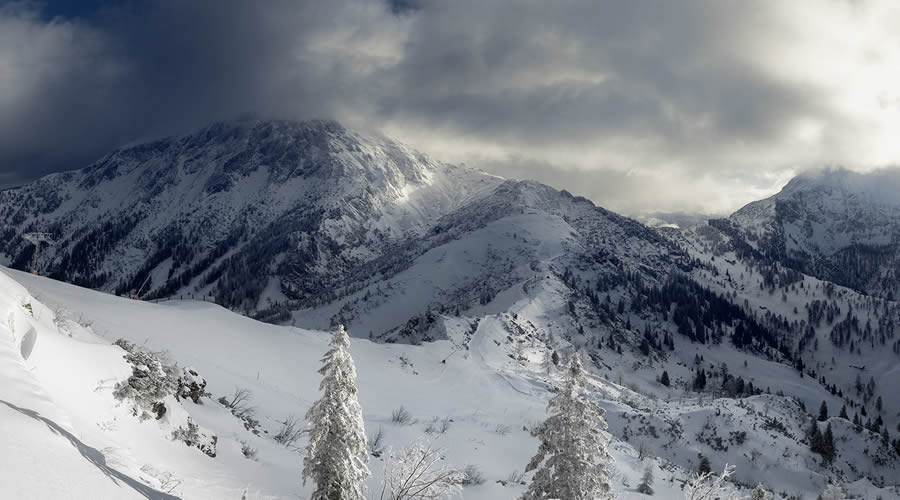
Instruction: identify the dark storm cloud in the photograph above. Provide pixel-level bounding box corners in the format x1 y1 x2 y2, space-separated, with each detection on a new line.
0 0 394 185
378 1 828 157
2 0 897 214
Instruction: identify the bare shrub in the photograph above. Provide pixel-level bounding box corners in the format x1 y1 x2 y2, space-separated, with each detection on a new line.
273 414 303 447
501 470 525 486
461 464 485 486
220 387 256 419
425 417 451 434
391 405 413 425
370 427 386 457
378 441 464 500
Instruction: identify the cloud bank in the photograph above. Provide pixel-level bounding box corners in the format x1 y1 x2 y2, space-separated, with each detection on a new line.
2 0 899 215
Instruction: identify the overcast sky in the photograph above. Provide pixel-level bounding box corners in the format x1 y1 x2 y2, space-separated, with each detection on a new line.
2 0 899 216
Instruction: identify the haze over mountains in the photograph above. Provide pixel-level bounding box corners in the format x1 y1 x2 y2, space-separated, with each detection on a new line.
3 120 900 498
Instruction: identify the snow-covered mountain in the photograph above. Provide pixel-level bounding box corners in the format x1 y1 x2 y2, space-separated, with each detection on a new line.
711 168 900 299
0 119 687 336
3 122 900 498
0 119 500 320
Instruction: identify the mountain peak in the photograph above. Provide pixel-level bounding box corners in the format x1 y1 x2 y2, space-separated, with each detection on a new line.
781 167 900 207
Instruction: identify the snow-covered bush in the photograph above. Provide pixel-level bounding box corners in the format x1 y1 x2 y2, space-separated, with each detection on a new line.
683 464 741 500
171 417 217 458
176 366 210 404
112 338 178 421
241 441 258 460
750 484 770 500
378 441 464 500
821 483 845 500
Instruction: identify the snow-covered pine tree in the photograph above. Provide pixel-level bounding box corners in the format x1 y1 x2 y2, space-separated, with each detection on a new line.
521 353 614 500
302 325 370 500
821 483 845 500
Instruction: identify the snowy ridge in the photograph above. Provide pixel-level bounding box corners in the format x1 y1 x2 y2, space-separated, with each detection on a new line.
0 119 503 319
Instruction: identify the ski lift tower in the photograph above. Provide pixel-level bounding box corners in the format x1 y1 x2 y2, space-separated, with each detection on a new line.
23 232 55 275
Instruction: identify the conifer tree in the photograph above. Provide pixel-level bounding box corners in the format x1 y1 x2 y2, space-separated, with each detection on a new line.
637 464 654 495
521 354 614 500
693 369 707 391
822 423 836 463
697 454 711 475
818 401 828 421
302 325 370 500
660 370 671 387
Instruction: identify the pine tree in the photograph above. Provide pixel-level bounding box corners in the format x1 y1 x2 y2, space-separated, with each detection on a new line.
697 454 711 475
302 325 370 500
818 401 828 421
839 405 848 420
660 370 671 387
637 464 654 495
811 427 824 454
822 423 836 463
693 369 707 391
521 354 614 500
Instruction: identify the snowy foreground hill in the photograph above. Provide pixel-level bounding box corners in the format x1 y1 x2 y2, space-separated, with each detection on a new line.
3 120 900 498
1 264 897 499
1 266 687 499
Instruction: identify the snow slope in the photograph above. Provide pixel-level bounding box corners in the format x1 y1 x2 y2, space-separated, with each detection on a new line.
0 268 176 499
1 267 681 499
5 263 898 499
